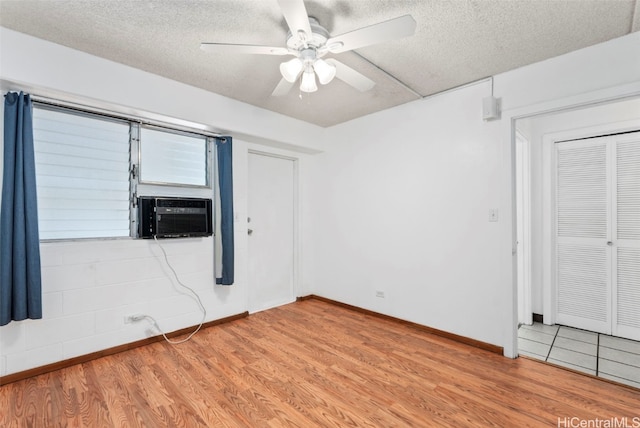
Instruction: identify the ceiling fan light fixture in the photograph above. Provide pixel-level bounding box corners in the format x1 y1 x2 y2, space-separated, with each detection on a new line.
280 58 303 83
313 58 336 85
300 70 318 93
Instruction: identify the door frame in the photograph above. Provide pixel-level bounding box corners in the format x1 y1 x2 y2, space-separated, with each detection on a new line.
541 119 640 326
516 131 532 326
612 131 640 341
502 85 640 359
246 148 300 312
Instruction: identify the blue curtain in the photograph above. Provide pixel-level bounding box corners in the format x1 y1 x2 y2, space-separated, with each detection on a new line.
216 137 234 285
1 92 42 326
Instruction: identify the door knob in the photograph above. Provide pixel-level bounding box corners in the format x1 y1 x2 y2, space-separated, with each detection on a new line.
607 241 613 246
248 228 253 236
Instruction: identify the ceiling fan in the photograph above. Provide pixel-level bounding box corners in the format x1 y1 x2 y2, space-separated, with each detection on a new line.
200 0 416 96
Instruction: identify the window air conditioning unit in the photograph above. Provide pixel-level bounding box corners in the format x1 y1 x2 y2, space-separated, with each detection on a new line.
137 197 213 239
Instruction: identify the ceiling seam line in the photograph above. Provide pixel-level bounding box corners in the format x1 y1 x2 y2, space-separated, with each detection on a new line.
351 51 422 99
352 52 494 102
419 76 493 102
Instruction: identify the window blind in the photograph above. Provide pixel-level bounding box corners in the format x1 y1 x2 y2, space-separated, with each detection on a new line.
32 107 131 239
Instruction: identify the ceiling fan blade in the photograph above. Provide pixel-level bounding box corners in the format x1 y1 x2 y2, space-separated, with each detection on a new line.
200 43 290 56
271 78 295 97
326 59 375 92
277 0 312 41
326 15 416 54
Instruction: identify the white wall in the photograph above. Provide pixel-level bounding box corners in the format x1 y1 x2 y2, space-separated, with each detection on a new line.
311 81 504 346
312 31 640 357
0 28 320 376
496 32 640 113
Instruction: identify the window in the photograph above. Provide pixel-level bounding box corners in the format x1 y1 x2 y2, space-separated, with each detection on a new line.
139 126 208 187
33 107 131 239
32 104 213 240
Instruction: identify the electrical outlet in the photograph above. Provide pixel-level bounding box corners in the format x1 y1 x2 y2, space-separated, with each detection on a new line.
376 291 385 298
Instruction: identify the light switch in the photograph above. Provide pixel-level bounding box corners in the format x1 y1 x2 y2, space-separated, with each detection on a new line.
489 209 499 222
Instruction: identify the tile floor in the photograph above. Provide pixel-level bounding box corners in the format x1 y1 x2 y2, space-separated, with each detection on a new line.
518 323 640 389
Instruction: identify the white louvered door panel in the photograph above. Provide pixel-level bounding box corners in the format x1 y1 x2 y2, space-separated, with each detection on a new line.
556 138 611 334
614 133 640 341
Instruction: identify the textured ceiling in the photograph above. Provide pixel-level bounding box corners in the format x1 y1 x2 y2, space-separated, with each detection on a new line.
1 0 638 127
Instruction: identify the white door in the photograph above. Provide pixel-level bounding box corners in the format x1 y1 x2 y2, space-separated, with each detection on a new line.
247 152 296 313
555 137 611 334
614 133 640 340
555 132 640 340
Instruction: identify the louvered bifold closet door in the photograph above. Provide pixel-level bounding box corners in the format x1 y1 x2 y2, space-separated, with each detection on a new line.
614 132 640 341
556 138 611 334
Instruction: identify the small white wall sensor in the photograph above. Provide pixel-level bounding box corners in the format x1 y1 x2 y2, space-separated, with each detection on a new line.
482 96 501 121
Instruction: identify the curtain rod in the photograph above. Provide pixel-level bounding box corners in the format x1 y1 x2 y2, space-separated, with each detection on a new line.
30 94 224 139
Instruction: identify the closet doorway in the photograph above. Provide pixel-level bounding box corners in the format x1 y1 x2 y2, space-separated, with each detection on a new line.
515 97 640 388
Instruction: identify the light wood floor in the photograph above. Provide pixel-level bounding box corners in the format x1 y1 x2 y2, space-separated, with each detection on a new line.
1 299 639 427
